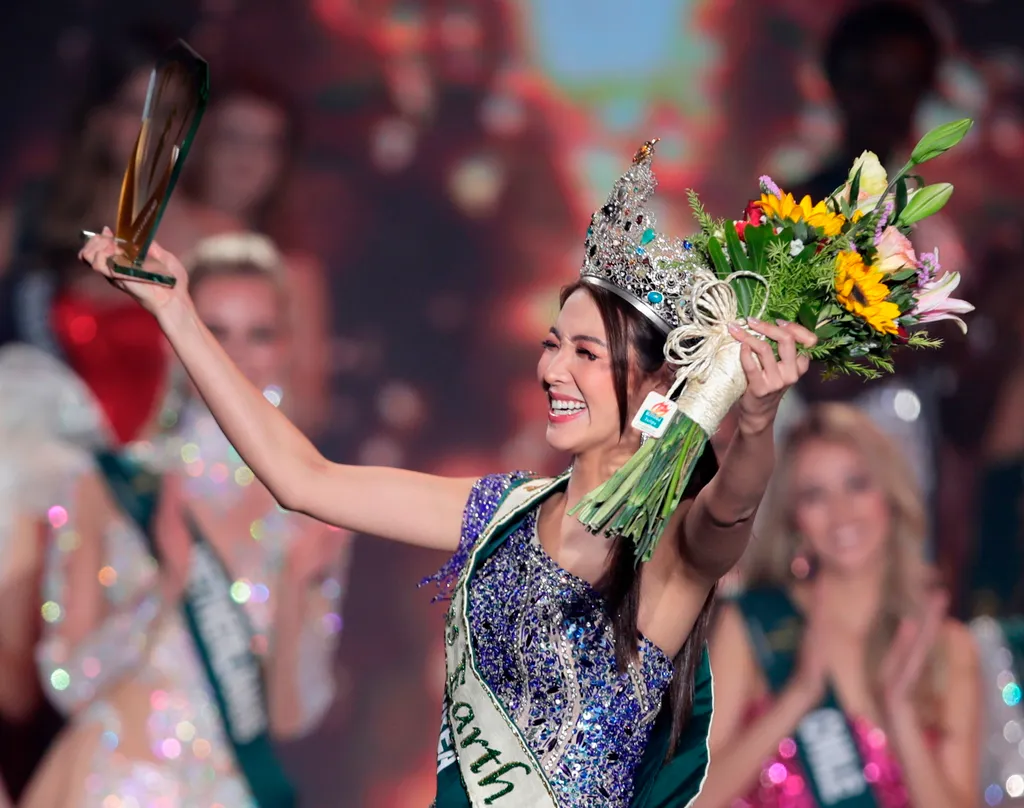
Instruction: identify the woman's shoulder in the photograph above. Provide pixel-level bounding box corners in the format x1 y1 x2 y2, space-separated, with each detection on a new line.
941 617 980 671
0 436 96 511
712 600 748 636
469 469 541 490
464 470 535 512
0 343 110 447
420 470 536 597
709 599 760 656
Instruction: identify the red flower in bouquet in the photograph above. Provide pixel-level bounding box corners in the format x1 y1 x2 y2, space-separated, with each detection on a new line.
734 199 764 241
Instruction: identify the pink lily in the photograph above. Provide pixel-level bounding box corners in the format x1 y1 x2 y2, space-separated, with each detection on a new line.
912 271 974 333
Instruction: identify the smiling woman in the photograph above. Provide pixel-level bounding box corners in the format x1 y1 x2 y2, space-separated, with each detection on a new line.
78 141 813 807
699 403 981 808
540 282 667 454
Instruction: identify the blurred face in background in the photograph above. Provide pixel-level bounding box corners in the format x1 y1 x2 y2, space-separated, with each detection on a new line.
90 68 153 170
434 5 487 85
191 268 289 393
198 95 290 221
788 437 892 577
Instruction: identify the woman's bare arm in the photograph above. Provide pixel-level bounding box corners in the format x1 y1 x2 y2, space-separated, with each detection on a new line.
0 516 45 722
683 422 775 581
81 236 476 552
682 319 815 581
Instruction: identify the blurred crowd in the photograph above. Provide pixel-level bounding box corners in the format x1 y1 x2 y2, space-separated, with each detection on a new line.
0 0 1023 806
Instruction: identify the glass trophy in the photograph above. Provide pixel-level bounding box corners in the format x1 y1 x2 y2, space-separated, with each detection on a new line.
101 40 210 287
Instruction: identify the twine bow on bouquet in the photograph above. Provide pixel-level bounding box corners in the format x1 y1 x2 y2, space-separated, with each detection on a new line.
572 270 768 562
664 271 769 431
573 118 976 564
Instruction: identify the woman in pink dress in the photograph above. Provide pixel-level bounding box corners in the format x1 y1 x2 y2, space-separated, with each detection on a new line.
697 403 981 808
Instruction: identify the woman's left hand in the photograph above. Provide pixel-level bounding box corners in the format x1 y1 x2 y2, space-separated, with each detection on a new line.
880 588 949 715
727 317 817 435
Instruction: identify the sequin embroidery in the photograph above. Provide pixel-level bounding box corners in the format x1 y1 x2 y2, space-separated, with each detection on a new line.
733 701 913 808
447 474 675 807
36 403 346 807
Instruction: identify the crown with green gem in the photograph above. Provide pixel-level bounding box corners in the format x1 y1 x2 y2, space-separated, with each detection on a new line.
579 139 707 334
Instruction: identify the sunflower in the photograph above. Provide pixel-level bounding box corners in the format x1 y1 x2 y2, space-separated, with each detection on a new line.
834 250 901 335
760 192 847 237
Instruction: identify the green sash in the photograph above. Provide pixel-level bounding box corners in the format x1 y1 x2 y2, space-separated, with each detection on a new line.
434 474 713 807
94 451 297 808
435 475 562 808
734 589 878 808
627 648 712 808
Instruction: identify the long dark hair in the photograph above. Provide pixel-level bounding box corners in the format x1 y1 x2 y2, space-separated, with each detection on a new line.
559 280 718 755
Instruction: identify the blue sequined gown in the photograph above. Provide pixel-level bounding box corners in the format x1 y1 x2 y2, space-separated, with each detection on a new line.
433 473 676 807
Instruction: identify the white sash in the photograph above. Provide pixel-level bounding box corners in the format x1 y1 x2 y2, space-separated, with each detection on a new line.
442 474 568 807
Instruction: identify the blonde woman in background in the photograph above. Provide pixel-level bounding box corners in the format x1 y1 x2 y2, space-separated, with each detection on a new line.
22 233 349 808
177 77 332 438
697 403 980 808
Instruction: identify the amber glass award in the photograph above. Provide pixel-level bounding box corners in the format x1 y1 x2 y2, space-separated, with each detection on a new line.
106 40 210 286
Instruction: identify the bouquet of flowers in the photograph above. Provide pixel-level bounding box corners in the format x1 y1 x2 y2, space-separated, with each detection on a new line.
573 119 975 563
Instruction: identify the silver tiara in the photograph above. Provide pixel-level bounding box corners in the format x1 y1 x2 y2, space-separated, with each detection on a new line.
579 139 707 334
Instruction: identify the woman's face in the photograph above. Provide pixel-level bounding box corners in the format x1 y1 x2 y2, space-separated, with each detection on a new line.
192 273 288 393
789 438 892 576
94 68 153 169
199 95 289 219
537 289 659 456
434 7 487 85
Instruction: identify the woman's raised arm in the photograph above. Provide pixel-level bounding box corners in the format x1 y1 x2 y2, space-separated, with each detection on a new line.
682 319 816 580
81 232 474 551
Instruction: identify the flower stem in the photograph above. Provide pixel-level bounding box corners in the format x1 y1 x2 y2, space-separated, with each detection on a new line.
572 412 711 563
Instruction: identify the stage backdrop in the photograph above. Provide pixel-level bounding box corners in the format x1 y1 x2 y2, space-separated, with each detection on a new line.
1 0 1021 805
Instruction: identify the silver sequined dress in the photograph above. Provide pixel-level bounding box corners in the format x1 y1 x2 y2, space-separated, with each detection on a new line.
34 401 346 807
435 473 675 807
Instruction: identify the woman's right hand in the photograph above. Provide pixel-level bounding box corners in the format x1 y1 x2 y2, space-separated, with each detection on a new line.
79 227 189 315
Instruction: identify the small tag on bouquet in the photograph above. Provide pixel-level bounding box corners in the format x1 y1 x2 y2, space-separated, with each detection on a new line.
632 392 677 439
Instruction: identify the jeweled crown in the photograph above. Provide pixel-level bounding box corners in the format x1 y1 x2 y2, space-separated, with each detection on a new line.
580 140 707 334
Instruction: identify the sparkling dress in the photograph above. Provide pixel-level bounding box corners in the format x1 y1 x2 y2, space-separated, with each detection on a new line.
0 344 115 805
28 401 346 808
730 701 912 808
431 473 677 807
